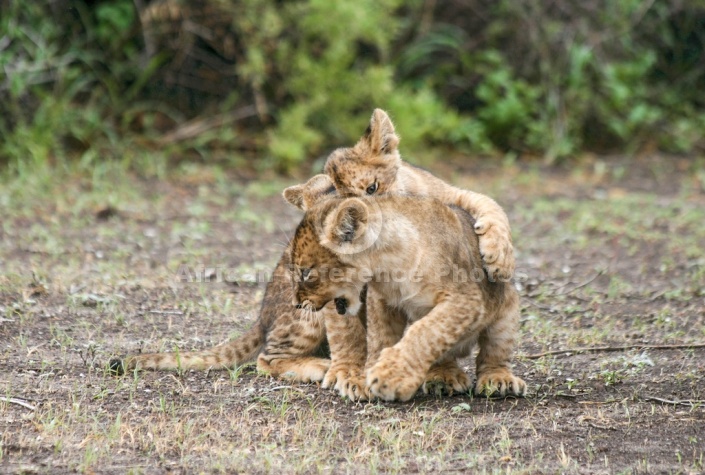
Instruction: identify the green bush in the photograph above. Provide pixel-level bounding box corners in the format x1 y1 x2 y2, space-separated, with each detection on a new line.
231 0 473 169
0 0 170 174
1 0 704 174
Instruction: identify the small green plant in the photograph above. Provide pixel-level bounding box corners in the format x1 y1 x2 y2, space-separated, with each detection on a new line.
253 394 292 419
227 363 254 381
600 370 621 386
451 403 472 413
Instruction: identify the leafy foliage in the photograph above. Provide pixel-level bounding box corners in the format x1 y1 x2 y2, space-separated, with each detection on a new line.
1 0 704 173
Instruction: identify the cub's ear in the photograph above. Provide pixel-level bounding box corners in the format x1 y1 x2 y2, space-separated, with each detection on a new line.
328 198 368 244
303 174 335 208
283 184 305 210
365 108 400 155
283 174 335 211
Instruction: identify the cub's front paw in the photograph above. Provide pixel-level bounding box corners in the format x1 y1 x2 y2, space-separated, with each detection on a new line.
323 364 369 401
475 369 526 397
366 347 424 402
477 225 515 281
422 361 471 396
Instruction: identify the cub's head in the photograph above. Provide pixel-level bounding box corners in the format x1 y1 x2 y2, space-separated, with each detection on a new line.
324 109 402 198
288 197 374 316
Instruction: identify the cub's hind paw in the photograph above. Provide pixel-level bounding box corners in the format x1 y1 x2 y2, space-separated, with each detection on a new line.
323 364 369 401
475 370 526 397
267 357 331 383
422 361 470 396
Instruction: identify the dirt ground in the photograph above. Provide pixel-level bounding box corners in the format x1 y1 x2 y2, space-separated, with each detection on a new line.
1 155 704 474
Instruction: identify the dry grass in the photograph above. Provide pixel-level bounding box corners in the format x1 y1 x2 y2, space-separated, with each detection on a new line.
1 156 704 474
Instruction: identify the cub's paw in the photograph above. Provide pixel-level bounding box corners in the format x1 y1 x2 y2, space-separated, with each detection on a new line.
477 225 515 281
278 358 331 383
422 361 471 397
475 369 526 397
323 364 370 401
366 347 424 402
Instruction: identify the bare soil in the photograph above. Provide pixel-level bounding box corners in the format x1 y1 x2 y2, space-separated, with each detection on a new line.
1 156 704 474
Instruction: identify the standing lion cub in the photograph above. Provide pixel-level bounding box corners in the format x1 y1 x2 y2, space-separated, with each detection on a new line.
288 191 526 401
323 108 514 281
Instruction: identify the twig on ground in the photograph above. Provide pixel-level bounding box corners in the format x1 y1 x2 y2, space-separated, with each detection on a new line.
556 270 605 296
523 343 705 360
149 310 183 315
1 397 36 411
522 298 566 318
643 396 705 407
268 386 306 394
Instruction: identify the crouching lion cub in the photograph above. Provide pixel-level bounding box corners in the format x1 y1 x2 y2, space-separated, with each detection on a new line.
289 192 526 402
110 175 367 384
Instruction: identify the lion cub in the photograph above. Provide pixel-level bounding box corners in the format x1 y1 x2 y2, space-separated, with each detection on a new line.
289 192 526 402
324 108 515 281
111 175 367 386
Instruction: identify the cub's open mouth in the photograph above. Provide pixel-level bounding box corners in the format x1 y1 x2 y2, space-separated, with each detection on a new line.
334 297 349 315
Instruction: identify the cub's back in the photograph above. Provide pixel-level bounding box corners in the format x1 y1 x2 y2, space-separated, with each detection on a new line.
382 194 508 299
375 194 478 270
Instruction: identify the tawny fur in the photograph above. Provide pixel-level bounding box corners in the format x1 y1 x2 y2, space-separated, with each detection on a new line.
323 108 515 281
290 193 526 402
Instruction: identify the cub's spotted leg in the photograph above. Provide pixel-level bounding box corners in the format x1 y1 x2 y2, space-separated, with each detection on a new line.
256 310 329 383
322 301 369 400
475 293 526 397
422 357 471 396
367 293 484 402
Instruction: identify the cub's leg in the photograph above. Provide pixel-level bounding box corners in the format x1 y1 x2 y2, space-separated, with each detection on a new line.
256 309 329 383
367 292 485 402
322 305 369 400
475 290 526 397
365 291 407 369
422 356 471 396
446 188 515 281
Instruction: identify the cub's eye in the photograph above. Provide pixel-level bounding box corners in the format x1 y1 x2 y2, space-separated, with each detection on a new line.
366 182 378 195
300 268 311 282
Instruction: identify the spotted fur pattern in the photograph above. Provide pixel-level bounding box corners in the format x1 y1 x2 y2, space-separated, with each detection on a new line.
111 175 352 383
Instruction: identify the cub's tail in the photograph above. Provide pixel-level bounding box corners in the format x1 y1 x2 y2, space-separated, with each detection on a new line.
109 322 265 375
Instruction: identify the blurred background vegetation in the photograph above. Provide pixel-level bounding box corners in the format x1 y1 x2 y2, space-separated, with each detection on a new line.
1 0 704 176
